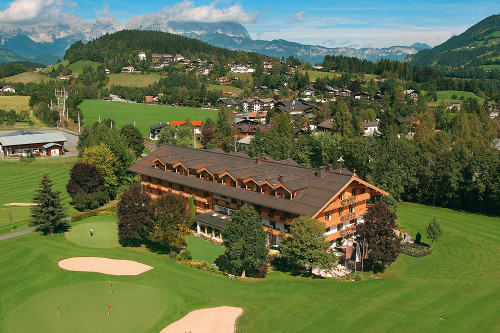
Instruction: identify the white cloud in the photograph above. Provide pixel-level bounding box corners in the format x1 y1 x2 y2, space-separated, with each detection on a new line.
154 0 258 23
286 10 306 24
0 0 69 24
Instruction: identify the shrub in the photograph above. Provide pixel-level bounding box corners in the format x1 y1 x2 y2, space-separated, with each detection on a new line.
253 263 269 278
180 250 193 260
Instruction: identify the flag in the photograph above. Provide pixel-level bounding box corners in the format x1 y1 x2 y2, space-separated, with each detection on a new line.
110 282 113 288
57 305 60 310
108 305 111 310
356 242 361 263
346 239 354 259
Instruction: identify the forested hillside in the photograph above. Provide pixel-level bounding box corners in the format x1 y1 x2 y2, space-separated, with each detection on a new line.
64 30 270 74
410 14 500 77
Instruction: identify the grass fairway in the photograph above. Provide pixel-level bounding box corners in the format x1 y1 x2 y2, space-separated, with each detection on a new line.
80 100 218 136
0 157 78 235
6 281 167 333
0 72 50 84
107 73 162 88
0 202 499 332
187 236 224 263
0 96 30 112
65 216 119 248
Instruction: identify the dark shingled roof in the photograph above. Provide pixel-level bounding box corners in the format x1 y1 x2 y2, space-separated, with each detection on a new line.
195 211 230 229
129 145 357 216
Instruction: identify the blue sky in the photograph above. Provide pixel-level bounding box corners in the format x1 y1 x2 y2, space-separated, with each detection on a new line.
0 0 498 48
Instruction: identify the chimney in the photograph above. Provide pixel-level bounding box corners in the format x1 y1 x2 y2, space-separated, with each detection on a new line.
326 164 333 171
256 157 262 164
278 175 284 183
316 166 326 177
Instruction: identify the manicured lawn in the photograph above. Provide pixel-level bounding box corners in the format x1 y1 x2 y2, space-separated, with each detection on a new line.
65 215 119 248
0 157 78 235
0 201 499 332
187 236 224 263
299 70 341 81
79 100 218 136
0 96 30 112
107 73 162 88
6 281 167 333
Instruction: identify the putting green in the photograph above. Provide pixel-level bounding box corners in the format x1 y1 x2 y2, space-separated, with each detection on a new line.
65 216 119 248
6 281 168 333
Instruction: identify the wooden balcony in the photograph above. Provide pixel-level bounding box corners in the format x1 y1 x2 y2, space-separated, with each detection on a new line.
325 224 357 242
324 192 371 212
263 225 291 238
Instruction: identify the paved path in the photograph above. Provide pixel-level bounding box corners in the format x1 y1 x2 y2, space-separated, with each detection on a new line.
0 227 36 241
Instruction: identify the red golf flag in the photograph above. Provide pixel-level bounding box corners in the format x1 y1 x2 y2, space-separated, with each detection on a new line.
108 305 111 310
57 305 60 310
110 282 113 288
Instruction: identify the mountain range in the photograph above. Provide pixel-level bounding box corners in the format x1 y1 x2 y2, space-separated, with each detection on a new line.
0 18 429 65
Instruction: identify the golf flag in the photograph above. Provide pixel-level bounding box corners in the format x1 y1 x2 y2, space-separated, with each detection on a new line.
57 305 60 310
108 305 111 310
110 282 113 288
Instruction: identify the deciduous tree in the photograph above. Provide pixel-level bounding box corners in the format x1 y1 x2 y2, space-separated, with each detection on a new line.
426 216 443 247
356 200 400 272
82 144 119 197
281 216 334 273
117 183 152 246
146 191 192 252
120 124 144 158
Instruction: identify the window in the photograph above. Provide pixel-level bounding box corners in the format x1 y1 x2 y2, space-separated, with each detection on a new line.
326 213 332 221
231 179 236 187
349 204 355 213
340 192 344 200
361 188 366 194
352 188 357 196
180 185 184 192
270 221 276 229
339 208 342 216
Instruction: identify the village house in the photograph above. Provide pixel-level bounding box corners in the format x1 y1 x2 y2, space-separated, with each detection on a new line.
121 66 135 74
275 100 317 116
241 97 275 113
303 86 316 97
129 145 388 244
0 130 67 157
363 121 380 136
230 65 255 74
232 122 272 139
138 51 146 61
237 135 253 151
404 89 419 101
1 86 16 94
217 98 240 109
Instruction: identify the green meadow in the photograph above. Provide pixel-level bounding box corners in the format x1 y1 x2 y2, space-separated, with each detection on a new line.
79 100 218 136
107 73 162 88
428 90 484 106
0 72 50 84
0 157 78 235
0 200 499 332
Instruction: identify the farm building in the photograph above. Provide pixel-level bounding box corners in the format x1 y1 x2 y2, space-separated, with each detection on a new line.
0 130 67 156
129 145 388 245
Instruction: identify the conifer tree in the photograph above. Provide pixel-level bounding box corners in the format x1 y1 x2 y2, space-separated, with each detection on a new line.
29 174 67 234
222 206 268 277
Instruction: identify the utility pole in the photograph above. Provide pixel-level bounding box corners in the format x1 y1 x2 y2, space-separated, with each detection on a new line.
77 111 80 133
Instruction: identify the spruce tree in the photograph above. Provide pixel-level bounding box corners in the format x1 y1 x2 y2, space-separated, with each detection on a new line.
30 173 67 234
222 205 268 277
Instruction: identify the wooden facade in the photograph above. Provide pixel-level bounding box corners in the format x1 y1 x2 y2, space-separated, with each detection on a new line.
130 145 388 245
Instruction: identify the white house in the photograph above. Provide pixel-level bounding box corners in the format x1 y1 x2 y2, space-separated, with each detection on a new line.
138 51 146 61
1 86 16 94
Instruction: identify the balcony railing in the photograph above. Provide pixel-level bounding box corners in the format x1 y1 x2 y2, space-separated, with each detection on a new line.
340 213 356 221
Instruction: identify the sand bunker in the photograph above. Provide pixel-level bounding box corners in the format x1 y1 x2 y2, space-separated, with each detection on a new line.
160 306 243 333
58 257 153 276
4 203 37 206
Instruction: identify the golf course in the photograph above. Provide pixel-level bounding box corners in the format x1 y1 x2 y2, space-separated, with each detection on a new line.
1 198 499 332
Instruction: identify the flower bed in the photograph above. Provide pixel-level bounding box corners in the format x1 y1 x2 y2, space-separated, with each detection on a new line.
401 243 432 258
